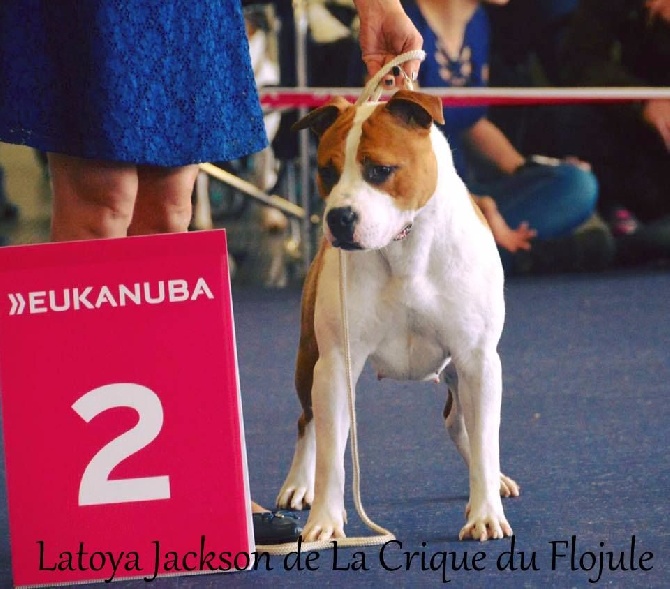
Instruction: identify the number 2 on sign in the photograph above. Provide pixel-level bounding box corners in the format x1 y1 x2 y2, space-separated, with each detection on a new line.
72 383 171 506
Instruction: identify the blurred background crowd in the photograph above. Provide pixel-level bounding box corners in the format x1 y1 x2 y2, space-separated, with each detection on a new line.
2 0 669 283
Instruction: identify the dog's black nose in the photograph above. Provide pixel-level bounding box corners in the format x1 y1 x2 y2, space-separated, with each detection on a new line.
327 206 359 247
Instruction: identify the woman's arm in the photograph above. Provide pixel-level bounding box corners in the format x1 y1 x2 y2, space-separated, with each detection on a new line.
463 118 525 175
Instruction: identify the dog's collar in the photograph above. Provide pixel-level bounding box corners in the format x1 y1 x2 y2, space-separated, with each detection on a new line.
393 223 413 242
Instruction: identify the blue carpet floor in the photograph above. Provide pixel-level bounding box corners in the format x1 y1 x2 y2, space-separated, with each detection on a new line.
1 270 669 588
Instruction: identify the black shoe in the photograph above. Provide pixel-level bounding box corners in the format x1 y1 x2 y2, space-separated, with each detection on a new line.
514 226 615 275
253 511 302 545
615 214 670 267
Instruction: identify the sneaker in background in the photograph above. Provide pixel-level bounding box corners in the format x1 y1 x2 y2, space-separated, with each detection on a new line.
608 207 639 237
514 215 615 275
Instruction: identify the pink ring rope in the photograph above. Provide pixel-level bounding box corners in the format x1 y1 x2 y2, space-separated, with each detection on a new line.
260 86 670 109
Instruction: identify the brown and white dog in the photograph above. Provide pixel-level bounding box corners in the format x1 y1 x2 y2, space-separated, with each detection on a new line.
276 90 519 542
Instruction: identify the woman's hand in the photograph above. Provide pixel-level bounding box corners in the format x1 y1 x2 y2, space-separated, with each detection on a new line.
475 195 537 252
354 0 423 84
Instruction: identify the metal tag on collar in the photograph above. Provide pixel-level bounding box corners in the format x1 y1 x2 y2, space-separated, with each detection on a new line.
393 223 413 241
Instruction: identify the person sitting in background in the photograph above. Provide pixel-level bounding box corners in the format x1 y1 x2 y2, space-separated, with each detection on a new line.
559 0 670 266
395 0 613 275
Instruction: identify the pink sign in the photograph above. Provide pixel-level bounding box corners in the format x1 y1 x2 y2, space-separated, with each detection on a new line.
0 230 254 586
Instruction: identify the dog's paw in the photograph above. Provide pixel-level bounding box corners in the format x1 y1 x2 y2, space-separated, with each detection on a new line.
276 482 314 511
300 505 348 542
459 501 512 542
500 473 520 498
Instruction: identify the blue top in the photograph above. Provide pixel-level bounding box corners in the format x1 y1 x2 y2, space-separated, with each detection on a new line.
0 1 267 166
403 2 490 176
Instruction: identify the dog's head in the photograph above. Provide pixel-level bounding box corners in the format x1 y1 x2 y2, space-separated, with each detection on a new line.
293 90 445 250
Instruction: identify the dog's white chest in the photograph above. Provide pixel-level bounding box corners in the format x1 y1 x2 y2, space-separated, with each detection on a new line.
371 331 450 381
368 281 451 381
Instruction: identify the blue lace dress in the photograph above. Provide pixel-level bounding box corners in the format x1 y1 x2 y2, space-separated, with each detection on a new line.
0 1 267 166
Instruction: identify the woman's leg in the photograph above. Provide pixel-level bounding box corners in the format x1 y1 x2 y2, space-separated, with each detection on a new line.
473 163 607 274
128 165 198 235
476 162 599 240
48 153 138 241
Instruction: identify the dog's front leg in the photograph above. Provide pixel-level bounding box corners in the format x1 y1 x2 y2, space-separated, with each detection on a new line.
300 350 359 542
456 350 513 541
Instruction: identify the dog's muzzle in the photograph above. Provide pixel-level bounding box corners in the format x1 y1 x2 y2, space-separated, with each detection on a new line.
326 206 414 250
326 206 362 250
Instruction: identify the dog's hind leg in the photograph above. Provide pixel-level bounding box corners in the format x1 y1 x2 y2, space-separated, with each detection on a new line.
443 363 472 466
443 364 519 499
276 248 323 510
275 340 318 510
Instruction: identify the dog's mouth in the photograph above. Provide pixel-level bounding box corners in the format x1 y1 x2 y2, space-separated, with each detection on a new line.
332 239 363 250
393 223 413 242
331 224 413 250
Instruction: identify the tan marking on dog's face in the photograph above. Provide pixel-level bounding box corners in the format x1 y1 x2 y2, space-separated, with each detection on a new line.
311 92 442 249
314 97 438 209
357 105 438 210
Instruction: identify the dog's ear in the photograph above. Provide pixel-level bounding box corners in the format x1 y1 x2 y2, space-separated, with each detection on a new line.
386 90 445 128
291 97 351 137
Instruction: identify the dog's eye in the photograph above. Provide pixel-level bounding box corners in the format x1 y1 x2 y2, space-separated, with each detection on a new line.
318 165 340 193
363 163 397 185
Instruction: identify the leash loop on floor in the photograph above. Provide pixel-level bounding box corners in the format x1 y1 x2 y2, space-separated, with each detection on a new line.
258 51 424 557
